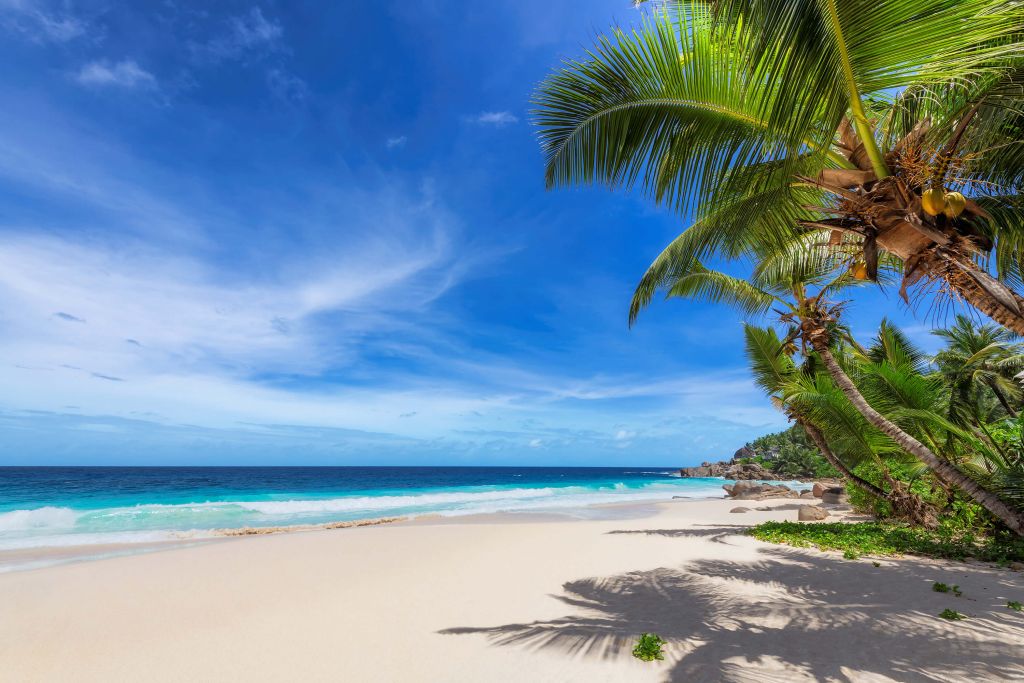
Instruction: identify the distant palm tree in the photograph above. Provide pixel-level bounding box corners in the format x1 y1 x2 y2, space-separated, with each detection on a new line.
933 315 1024 425
534 2 1024 331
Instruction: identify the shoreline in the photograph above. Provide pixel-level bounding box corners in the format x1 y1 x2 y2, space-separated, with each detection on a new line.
0 477 836 574
2 495 1021 681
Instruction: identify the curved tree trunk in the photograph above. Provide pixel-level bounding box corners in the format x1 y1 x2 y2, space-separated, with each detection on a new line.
801 419 937 528
924 248 1024 336
798 419 884 498
810 339 1024 536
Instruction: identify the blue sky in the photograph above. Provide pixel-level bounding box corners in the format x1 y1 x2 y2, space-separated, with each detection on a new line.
0 0 946 466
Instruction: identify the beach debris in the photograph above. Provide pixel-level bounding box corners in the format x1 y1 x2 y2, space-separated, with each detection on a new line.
212 516 407 537
798 505 829 521
631 633 666 662
730 507 752 513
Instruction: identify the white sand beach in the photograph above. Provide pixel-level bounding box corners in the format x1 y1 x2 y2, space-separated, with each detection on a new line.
2 498 1023 682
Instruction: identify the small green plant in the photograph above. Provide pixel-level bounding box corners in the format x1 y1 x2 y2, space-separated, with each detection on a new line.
843 549 859 560
953 585 962 597
939 609 965 620
632 633 666 662
1008 601 1022 611
749 521 1024 562
933 582 951 593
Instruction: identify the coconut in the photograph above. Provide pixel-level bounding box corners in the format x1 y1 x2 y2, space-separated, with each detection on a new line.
944 191 966 218
921 187 946 216
850 262 869 280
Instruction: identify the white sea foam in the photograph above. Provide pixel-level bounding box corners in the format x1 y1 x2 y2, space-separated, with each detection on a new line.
0 479 735 551
0 506 78 532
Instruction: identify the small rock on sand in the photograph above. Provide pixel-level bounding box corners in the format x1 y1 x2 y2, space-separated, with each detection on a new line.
730 507 751 513
821 487 849 505
812 482 827 498
798 505 829 521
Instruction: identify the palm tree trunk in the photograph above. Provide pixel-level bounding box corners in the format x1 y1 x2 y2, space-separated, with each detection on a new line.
800 419 937 527
988 379 1018 418
811 340 1024 536
925 249 1024 336
798 419 884 498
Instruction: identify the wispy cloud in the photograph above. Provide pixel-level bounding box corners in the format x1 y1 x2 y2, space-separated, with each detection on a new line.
194 7 283 63
386 135 407 149
0 0 87 43
266 67 308 102
75 60 156 89
53 312 84 323
472 111 518 126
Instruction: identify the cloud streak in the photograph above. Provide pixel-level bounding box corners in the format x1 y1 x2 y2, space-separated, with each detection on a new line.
75 60 157 89
472 111 519 126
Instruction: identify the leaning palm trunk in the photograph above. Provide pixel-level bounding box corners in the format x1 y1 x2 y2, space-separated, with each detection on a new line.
800 419 938 528
798 419 885 498
806 329 1024 536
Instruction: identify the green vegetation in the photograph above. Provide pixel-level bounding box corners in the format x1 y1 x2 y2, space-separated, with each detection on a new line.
939 609 965 621
749 522 1024 563
631 633 666 662
1008 601 1022 612
739 426 838 479
932 583 961 597
535 0 1024 538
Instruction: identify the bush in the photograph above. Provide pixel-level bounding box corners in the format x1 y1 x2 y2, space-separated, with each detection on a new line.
631 633 666 662
748 521 1024 563
846 459 942 518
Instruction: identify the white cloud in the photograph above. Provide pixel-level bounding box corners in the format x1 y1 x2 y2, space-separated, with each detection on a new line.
386 136 407 149
196 8 283 63
0 0 86 42
76 60 156 89
266 68 308 102
473 111 519 126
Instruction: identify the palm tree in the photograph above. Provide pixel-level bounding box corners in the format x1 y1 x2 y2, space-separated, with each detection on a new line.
744 323 938 526
534 2 1024 332
646 253 1024 533
933 314 1024 424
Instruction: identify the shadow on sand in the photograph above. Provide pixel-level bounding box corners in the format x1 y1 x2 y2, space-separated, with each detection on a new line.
441 526 1024 682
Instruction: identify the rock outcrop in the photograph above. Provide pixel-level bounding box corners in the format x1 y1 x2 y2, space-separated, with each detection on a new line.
798 505 829 521
723 481 800 500
680 461 774 480
821 486 850 505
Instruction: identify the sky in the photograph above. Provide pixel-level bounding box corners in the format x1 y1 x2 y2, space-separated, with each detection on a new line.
0 0 949 466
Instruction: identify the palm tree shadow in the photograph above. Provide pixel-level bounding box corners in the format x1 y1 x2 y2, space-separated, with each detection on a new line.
440 536 1024 682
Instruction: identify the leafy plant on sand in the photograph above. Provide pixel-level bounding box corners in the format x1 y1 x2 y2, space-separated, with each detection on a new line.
939 609 966 621
749 521 1024 563
1008 600 1023 611
632 633 667 662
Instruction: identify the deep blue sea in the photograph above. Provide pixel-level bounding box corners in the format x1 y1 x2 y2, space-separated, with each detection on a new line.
0 466 784 553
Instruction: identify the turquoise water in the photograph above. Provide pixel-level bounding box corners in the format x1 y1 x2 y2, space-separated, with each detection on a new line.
0 467 796 552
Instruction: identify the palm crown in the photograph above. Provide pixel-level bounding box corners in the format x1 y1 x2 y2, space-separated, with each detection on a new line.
534 1 1024 331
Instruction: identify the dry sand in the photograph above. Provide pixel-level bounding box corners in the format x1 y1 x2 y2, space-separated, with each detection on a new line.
1 498 1022 682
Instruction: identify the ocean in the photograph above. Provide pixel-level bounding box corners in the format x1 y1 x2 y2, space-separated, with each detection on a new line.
0 466 790 555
